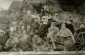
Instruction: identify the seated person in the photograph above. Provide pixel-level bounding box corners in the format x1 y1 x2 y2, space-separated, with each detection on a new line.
47 22 59 50
76 23 85 34
31 18 39 33
57 23 75 51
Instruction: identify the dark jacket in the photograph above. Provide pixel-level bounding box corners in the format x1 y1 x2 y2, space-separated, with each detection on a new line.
66 23 74 35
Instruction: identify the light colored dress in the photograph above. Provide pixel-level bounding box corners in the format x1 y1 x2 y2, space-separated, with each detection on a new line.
47 26 59 49
57 28 75 51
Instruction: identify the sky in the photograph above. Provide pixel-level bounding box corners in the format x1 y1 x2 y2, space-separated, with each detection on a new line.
0 0 23 10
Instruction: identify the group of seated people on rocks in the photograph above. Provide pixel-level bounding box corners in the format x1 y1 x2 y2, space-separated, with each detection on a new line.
0 7 85 51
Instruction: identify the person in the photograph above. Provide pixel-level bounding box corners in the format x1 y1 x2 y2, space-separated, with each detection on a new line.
31 18 39 33
31 11 40 23
21 0 29 12
37 21 44 35
36 21 47 40
66 19 74 35
32 34 43 51
53 12 60 22
9 9 19 22
10 21 17 33
57 23 75 51
0 30 6 50
39 9 45 18
39 12 51 40
23 10 33 30
53 12 61 28
42 4 49 12
5 32 19 51
47 22 59 50
75 23 85 50
76 23 85 34
19 30 28 42
27 25 31 33
42 12 49 25
17 27 23 40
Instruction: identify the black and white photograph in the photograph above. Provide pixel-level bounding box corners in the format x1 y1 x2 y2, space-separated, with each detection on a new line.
0 0 85 55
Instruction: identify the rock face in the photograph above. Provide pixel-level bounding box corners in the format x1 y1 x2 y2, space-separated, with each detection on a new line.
9 1 23 12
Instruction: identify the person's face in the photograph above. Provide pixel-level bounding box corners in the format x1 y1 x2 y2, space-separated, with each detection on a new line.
34 19 38 22
18 29 22 34
51 22 55 27
55 13 58 16
27 25 30 30
66 20 71 24
45 13 48 16
23 9 26 13
40 22 43 25
41 9 44 12
10 32 14 38
19 22 23 26
34 12 37 15
61 23 66 29
23 31 26 34
80 24 85 28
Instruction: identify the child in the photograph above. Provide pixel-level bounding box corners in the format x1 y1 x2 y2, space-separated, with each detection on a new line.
47 22 59 50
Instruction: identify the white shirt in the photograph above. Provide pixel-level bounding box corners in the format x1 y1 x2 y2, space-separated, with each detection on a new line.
31 14 40 22
43 5 49 11
10 26 16 32
42 15 49 24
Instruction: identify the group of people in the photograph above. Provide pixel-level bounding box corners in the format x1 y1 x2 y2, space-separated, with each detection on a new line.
0 1 85 51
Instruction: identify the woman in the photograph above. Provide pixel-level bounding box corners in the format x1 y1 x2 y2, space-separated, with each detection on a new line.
57 23 75 51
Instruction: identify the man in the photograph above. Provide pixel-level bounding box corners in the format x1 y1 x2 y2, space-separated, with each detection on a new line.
10 21 17 33
53 12 61 28
31 11 40 23
40 12 51 39
39 9 45 18
31 18 39 33
42 12 49 25
42 4 49 12
23 10 33 30
10 9 19 22
53 12 61 22
36 21 46 39
66 19 74 35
